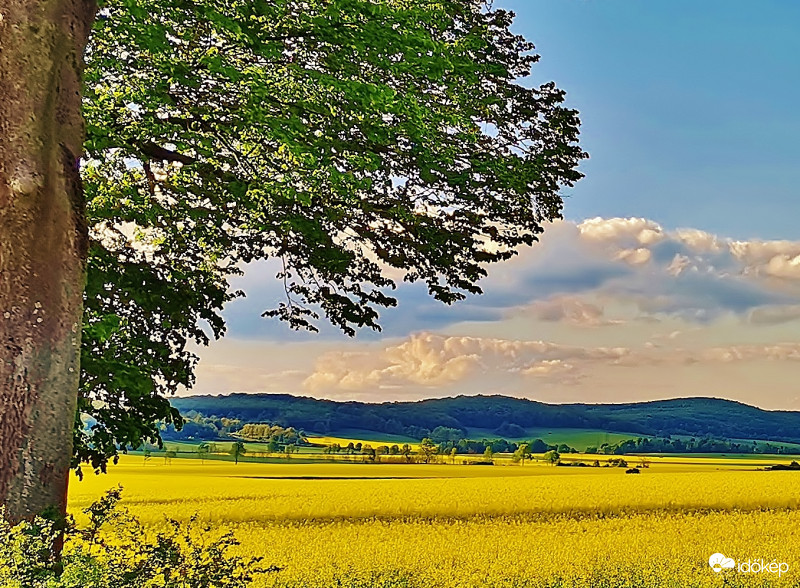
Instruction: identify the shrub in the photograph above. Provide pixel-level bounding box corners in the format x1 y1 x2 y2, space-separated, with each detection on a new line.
0 487 272 587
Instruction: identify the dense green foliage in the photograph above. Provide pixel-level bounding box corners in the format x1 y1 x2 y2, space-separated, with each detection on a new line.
439 437 532 455
236 424 306 445
172 393 800 445
588 437 800 456
493 422 527 438
76 0 585 474
157 412 241 441
428 426 464 443
156 416 308 449
0 489 266 587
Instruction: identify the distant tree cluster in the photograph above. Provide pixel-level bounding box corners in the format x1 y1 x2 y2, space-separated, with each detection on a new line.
429 426 465 443
585 437 799 455
322 442 414 463
437 437 579 457
237 424 307 446
404 425 434 440
159 411 240 441
494 422 527 438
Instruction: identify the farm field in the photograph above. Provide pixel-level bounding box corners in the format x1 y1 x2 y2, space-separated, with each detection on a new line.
304 427 640 449
303 433 421 452
67 454 800 587
134 438 800 472
461 426 640 447
307 428 420 445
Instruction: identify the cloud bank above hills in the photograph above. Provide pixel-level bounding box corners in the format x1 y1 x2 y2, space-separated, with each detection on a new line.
189 218 800 410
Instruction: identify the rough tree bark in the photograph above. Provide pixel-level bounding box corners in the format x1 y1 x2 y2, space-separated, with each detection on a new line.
0 0 95 523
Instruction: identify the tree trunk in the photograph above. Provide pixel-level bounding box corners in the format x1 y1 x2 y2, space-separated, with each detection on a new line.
0 0 95 523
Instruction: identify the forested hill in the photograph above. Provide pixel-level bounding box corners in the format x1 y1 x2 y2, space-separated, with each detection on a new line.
171 394 800 444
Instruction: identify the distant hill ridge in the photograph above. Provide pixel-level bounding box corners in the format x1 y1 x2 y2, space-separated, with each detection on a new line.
171 393 800 444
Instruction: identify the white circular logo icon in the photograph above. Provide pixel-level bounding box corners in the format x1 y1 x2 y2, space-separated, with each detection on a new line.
709 553 735 573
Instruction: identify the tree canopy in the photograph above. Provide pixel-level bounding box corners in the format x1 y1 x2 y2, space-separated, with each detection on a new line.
75 0 585 475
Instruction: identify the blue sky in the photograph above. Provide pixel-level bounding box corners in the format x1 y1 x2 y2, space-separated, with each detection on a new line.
188 3 800 409
502 0 800 240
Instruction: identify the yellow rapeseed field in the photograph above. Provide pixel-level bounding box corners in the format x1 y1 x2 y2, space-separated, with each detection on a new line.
68 456 800 587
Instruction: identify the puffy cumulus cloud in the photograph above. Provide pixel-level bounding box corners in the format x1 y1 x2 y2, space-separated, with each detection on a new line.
615 247 652 266
763 254 800 280
298 331 800 406
216 217 800 341
674 228 725 253
673 235 800 284
302 351 385 392
729 239 800 266
576 217 800 287
578 217 665 246
524 295 622 327
303 332 630 394
187 216 800 408
724 238 800 281
570 218 800 323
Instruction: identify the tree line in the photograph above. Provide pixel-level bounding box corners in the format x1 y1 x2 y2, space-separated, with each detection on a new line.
172 394 800 447
320 434 800 463
237 424 307 446
159 411 241 441
587 437 799 455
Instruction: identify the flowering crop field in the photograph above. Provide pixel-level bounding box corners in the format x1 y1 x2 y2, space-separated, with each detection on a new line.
68 456 800 587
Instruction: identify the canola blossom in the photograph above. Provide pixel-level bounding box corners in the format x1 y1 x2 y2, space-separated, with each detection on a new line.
68 456 800 587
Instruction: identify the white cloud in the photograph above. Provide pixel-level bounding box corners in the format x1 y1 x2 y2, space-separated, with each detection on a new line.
295 330 800 408
615 247 652 265
576 217 800 288
524 296 622 327
674 228 724 253
666 254 691 276
578 217 665 245
303 332 630 393
188 217 800 409
729 239 800 265
521 359 577 377
763 254 800 280
218 217 800 340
